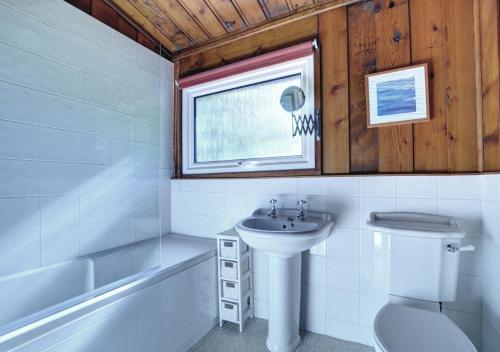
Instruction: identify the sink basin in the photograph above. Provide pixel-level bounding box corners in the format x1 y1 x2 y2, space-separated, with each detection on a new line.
236 208 334 256
235 208 334 352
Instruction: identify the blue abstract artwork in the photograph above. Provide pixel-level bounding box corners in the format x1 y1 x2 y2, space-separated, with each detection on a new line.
376 77 417 116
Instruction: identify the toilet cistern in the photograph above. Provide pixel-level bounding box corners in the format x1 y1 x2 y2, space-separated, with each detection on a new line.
235 203 334 352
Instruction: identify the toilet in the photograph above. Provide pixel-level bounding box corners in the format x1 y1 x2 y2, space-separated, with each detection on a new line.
366 212 477 352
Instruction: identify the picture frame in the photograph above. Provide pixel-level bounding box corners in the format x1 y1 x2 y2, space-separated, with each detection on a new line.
365 63 430 128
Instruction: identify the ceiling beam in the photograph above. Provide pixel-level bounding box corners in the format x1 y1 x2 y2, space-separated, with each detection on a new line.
173 0 363 60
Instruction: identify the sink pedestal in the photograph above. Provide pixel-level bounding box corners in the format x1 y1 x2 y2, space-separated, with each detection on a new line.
266 253 301 352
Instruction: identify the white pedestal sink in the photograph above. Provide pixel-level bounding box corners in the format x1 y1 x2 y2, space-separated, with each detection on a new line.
236 208 334 352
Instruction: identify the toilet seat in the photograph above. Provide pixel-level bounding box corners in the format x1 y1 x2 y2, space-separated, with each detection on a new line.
373 303 477 352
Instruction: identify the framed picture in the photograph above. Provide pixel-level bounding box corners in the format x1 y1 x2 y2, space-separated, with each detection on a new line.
365 63 430 128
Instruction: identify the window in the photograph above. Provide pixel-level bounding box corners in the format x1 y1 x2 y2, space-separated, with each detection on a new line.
181 54 315 175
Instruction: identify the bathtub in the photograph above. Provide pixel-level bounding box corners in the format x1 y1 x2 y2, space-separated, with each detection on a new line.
0 234 218 352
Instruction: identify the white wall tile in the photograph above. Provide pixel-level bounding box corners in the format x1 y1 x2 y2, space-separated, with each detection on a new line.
327 318 359 343
0 120 39 159
360 177 396 198
396 197 437 214
0 2 44 54
327 196 360 228
81 72 112 108
327 258 359 292
327 177 360 197
79 133 109 164
0 232 40 276
297 177 326 196
0 42 40 88
0 159 39 197
396 176 437 198
0 81 39 124
39 127 80 162
39 92 80 130
41 59 80 99
327 288 359 323
438 175 481 200
40 194 79 230
0 197 40 236
0 0 172 277
302 254 326 286
359 294 388 327
41 226 79 265
483 318 500 352
444 309 483 350
301 283 326 317
438 199 482 236
327 228 359 260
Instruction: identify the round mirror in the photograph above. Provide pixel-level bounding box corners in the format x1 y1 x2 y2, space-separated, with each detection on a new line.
280 86 306 112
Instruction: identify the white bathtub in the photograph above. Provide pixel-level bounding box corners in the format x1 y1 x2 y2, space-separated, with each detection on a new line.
0 234 218 352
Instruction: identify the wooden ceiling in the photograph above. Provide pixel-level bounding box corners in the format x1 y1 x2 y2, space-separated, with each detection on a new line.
107 0 351 57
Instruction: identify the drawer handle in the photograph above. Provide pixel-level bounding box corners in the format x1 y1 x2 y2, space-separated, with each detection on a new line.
226 282 235 288
224 262 234 268
223 242 234 247
224 303 234 309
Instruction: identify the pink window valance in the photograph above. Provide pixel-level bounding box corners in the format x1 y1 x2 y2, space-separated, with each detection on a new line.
177 40 315 89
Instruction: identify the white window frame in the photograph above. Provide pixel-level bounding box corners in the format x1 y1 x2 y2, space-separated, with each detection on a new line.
181 55 315 175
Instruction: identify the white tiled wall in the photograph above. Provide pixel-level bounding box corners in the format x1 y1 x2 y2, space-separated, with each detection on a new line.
171 175 483 348
481 174 500 352
0 0 173 276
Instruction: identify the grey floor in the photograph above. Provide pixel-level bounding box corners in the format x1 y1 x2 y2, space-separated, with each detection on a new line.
190 319 375 352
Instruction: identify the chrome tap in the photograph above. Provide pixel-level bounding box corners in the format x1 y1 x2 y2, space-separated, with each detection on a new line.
268 199 278 218
296 200 307 220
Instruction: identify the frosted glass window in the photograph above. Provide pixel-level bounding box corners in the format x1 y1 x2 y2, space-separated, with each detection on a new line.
194 75 302 163
182 54 315 174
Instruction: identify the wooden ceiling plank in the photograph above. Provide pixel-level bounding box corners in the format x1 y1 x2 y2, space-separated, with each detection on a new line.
174 0 363 60
108 0 178 52
153 0 210 43
231 0 267 26
205 0 246 32
127 0 192 49
178 0 227 38
288 0 314 12
258 0 289 18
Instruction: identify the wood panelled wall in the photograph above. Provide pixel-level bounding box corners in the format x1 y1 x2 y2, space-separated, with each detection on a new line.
66 0 164 56
176 0 500 175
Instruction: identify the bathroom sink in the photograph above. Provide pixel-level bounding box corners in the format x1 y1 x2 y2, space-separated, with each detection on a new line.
235 207 334 352
236 208 334 256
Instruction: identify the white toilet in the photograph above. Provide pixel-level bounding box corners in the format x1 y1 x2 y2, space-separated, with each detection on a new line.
366 212 477 352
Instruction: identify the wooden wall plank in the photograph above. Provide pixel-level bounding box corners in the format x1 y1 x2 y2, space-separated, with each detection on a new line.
92 0 119 28
374 0 413 172
348 2 378 173
178 15 318 76
320 7 350 174
410 0 448 172
444 0 478 172
117 16 138 39
137 31 159 51
67 0 92 13
480 0 500 171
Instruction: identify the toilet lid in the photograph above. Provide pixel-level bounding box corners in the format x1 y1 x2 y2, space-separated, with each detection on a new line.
373 304 477 352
